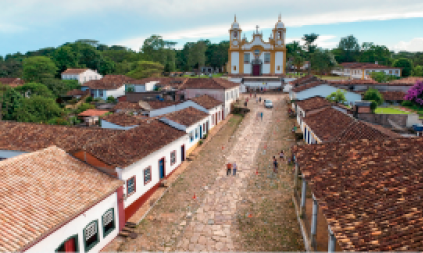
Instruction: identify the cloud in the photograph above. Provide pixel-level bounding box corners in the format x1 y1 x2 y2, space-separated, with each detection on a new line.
286 35 338 49
391 38 423 52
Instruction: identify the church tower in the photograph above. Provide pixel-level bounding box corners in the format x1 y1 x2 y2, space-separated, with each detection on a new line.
273 14 286 48
229 15 242 50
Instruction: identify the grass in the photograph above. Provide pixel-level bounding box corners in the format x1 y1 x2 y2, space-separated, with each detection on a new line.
375 108 411 114
316 75 350 80
182 73 223 78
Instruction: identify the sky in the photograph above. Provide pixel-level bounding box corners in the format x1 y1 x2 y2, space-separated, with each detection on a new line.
1 0 423 56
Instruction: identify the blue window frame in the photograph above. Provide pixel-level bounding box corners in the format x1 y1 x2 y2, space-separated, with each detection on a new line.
195 128 198 139
189 131 194 142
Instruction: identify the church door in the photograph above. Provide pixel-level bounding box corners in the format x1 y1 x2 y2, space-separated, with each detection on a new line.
253 65 260 76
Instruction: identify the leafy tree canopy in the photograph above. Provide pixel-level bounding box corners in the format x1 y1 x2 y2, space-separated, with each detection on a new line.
126 61 164 79
326 89 347 104
393 58 413 77
363 88 384 105
14 82 54 99
337 35 360 62
15 95 62 123
23 56 57 82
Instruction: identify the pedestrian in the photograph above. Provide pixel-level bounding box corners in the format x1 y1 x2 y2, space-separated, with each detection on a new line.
279 150 285 161
261 112 263 121
254 93 257 98
259 97 262 103
226 162 232 176
273 156 278 173
233 162 237 176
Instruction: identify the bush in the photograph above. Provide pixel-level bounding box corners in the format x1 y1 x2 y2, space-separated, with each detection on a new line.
370 100 378 113
199 140 203 145
106 96 116 103
417 111 423 115
86 96 93 103
203 134 208 139
401 100 414 107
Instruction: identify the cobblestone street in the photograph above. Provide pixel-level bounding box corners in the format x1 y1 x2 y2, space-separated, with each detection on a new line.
110 94 304 252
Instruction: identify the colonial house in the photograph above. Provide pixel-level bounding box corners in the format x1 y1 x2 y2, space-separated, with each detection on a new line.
295 96 331 127
327 79 414 93
180 78 240 118
332 62 402 80
61 68 103 84
0 146 124 253
101 112 143 130
81 75 137 100
78 109 110 126
380 91 406 105
0 77 25 87
159 107 210 154
292 137 423 252
125 77 188 93
188 95 225 129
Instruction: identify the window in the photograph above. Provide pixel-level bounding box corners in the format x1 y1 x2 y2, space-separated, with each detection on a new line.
277 66 280 71
244 53 250 63
84 221 99 252
233 66 236 71
170 151 176 165
144 167 151 185
264 53 271 63
56 235 79 252
102 209 115 238
127 176 136 196
254 50 260 56
195 127 198 139
189 131 194 142
99 89 104 97
90 89 95 98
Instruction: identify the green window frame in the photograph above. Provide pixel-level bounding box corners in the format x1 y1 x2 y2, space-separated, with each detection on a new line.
55 234 79 252
83 220 99 252
102 208 116 238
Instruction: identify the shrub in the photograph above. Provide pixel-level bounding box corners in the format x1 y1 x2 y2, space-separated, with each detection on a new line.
203 134 208 139
401 100 414 107
199 140 203 145
370 100 378 113
106 96 116 103
85 96 93 103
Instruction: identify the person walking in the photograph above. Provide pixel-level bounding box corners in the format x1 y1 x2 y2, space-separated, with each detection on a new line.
279 150 285 161
260 112 263 121
226 162 232 176
259 97 262 103
232 162 237 176
273 156 278 173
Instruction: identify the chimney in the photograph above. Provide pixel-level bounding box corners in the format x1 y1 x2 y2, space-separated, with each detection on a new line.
353 101 372 118
375 61 378 65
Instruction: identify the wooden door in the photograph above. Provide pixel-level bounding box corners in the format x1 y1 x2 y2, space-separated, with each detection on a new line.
253 65 260 76
64 237 76 252
181 145 185 161
159 158 165 179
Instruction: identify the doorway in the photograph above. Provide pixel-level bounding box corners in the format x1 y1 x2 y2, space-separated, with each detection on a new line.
253 64 261 76
200 125 202 139
158 158 165 180
181 145 185 162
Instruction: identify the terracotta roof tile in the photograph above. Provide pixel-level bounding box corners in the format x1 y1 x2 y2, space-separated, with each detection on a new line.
62 68 89 74
335 120 402 142
288 75 316 85
114 101 144 111
296 96 331 112
389 77 423 85
380 91 406 101
161 107 209 126
292 80 326 92
82 75 136 90
293 137 423 251
327 79 378 85
340 62 401 69
0 121 121 153
190 94 223 109
147 101 181 110
0 78 25 87
181 78 239 90
0 146 123 252
66 89 89 96
78 109 109 117
84 120 186 167
102 113 142 127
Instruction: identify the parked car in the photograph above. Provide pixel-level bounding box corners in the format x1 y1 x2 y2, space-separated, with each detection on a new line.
264 99 273 108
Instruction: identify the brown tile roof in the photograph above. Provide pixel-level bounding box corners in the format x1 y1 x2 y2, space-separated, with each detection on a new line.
292 137 423 251
358 107 372 113
102 113 142 127
62 68 89 74
0 77 25 87
78 109 109 117
84 120 186 167
327 79 378 85
389 77 423 85
190 94 223 109
335 120 402 142
161 107 209 126
82 75 136 90
296 96 331 112
303 107 354 142
147 101 181 110
181 78 239 90
114 101 144 111
340 62 401 69
0 121 122 153
288 75 316 85
292 80 326 92
380 91 406 101
66 89 89 96
0 146 123 252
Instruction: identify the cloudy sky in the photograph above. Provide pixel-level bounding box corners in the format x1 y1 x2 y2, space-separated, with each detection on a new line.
1 0 423 56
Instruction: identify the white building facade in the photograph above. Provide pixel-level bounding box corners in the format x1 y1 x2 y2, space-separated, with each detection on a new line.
61 69 103 84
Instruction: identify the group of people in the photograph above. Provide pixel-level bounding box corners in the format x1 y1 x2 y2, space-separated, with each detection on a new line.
226 162 237 176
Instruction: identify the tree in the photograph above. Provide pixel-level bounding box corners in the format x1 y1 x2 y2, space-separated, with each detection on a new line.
23 56 57 82
292 55 305 72
363 88 384 105
359 43 391 66
326 89 347 104
126 61 164 79
370 72 399 83
1 86 23 120
14 83 55 99
412 65 423 77
75 102 95 114
302 33 319 74
188 41 207 70
53 45 79 74
15 95 63 123
404 80 423 106
393 58 413 77
106 96 116 103
310 49 338 75
41 78 80 97
337 35 360 62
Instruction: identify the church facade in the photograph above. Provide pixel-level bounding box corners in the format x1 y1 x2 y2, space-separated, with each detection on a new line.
228 16 287 77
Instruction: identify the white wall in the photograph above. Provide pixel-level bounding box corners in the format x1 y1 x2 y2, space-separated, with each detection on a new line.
296 85 362 106
275 52 283 74
132 85 145 92
231 52 239 74
61 70 102 84
242 35 273 50
228 78 243 83
121 136 187 208
105 86 126 100
101 120 139 130
224 87 240 117
27 192 119 253
0 150 27 159
185 117 210 150
302 123 322 144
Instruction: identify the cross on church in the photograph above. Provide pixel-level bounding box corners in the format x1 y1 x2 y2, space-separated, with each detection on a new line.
256 25 259 33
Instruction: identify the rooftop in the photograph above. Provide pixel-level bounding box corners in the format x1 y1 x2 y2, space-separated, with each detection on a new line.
390 77 423 85
82 75 136 90
293 137 423 251
0 146 123 252
380 91 406 101
102 112 143 127
0 77 25 87
181 78 239 90
340 62 401 70
114 101 144 111
161 107 209 126
296 96 331 112
291 80 326 92
78 109 109 117
190 94 223 109
62 68 89 74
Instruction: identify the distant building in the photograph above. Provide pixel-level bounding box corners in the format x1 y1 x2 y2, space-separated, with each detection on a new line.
81 75 137 100
332 62 401 80
0 77 25 87
61 68 103 84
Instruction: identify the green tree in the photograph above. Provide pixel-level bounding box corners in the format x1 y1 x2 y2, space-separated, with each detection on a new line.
359 43 392 66
326 89 347 104
292 55 305 72
370 72 399 83
363 88 384 105
41 78 81 97
106 96 116 103
412 65 423 77
126 61 164 79
393 58 413 77
23 56 57 82
14 82 55 99
15 95 62 123
337 35 360 63
53 45 79 74
302 33 319 74
188 41 208 70
310 49 338 75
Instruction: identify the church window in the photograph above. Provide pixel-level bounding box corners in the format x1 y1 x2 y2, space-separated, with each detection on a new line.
244 53 250 63
233 31 238 38
278 32 281 39
254 50 260 56
264 53 271 64
233 66 236 71
277 66 281 71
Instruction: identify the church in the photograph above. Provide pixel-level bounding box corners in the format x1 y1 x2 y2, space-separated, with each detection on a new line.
227 15 287 77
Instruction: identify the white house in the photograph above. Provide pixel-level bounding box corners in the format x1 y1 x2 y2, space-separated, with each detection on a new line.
332 62 402 80
294 96 331 127
101 113 143 130
181 78 240 118
81 75 137 100
61 68 103 84
159 107 211 154
0 146 124 253
188 95 225 129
